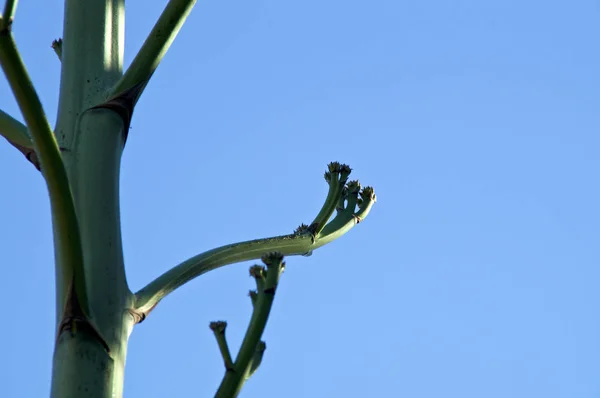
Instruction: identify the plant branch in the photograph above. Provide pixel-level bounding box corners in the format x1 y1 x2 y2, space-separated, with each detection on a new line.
133 164 376 316
309 162 351 236
109 0 196 101
210 321 234 370
215 253 285 397
1 0 17 30
0 31 88 314
0 109 41 169
0 108 31 147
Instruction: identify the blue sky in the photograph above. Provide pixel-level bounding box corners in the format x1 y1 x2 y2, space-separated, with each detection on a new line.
1 0 599 397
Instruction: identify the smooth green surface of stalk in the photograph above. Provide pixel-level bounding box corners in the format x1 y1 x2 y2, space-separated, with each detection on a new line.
49 1 133 397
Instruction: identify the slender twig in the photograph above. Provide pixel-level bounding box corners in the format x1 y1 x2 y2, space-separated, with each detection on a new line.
109 0 196 101
0 31 88 313
0 108 31 147
133 164 376 316
210 321 234 370
215 253 285 397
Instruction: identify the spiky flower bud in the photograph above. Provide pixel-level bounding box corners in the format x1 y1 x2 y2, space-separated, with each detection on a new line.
261 251 284 268
209 321 227 333
294 223 310 235
51 38 62 49
339 164 352 183
360 186 376 202
346 180 361 194
249 265 265 279
327 161 342 173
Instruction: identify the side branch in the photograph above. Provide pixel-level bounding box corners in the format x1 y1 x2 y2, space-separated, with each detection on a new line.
214 253 285 397
0 30 88 314
133 163 377 317
1 0 17 30
0 109 44 169
0 108 31 147
109 0 197 101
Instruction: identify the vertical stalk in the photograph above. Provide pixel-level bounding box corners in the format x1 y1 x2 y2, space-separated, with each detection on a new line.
51 1 135 397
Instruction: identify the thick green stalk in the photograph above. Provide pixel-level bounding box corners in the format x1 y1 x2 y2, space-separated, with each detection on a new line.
50 2 134 397
55 0 123 150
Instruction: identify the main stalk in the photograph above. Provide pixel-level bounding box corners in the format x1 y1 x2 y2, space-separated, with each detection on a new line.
51 2 135 397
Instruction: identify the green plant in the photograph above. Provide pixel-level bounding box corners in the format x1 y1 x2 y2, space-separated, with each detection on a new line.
0 1 376 397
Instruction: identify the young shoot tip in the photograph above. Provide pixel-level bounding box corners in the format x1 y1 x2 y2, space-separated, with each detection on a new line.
249 290 258 306
346 180 361 193
327 161 342 173
210 321 228 333
249 265 266 279
261 251 284 268
360 186 376 202
326 162 352 184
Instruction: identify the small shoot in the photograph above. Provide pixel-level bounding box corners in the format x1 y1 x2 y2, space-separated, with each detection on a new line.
309 161 352 236
246 341 266 380
210 321 234 371
355 186 377 222
214 252 286 398
51 38 62 61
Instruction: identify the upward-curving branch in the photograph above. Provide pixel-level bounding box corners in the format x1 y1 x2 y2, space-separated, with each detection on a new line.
133 163 376 317
110 0 197 102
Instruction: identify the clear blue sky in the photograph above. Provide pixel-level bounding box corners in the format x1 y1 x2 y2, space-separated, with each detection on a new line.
1 1 599 397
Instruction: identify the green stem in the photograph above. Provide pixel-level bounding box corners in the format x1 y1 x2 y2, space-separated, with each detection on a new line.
215 255 284 397
0 31 88 313
110 0 197 99
134 229 342 315
0 108 31 147
309 162 351 236
210 321 234 370
134 233 312 314
134 183 376 316
1 0 17 29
